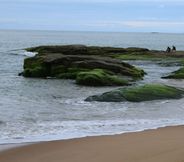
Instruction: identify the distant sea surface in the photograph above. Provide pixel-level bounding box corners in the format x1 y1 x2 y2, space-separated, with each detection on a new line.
1 30 184 144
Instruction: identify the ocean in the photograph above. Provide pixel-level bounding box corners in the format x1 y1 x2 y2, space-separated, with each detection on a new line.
1 29 184 144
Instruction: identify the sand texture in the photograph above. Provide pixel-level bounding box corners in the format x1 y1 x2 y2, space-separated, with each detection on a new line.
0 126 184 162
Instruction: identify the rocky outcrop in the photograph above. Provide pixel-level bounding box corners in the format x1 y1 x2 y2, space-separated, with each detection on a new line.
26 45 149 56
21 45 145 86
162 67 184 79
85 84 184 102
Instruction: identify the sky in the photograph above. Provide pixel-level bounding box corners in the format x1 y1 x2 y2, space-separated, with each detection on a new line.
0 0 184 32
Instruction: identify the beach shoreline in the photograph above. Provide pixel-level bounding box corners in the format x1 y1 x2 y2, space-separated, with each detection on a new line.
0 124 180 151
0 143 30 152
1 125 184 162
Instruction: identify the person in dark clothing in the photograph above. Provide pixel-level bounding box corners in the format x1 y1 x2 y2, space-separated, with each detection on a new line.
172 46 176 52
166 47 171 53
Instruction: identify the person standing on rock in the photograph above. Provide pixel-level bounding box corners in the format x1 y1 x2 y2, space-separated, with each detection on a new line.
172 46 176 52
166 47 171 53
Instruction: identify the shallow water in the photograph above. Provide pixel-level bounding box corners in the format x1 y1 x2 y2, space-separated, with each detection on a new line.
0 30 184 144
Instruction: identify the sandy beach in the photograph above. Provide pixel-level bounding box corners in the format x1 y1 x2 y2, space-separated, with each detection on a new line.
0 126 184 162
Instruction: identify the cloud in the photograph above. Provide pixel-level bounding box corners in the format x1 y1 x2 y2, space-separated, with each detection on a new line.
0 0 183 32
121 21 184 28
84 20 184 28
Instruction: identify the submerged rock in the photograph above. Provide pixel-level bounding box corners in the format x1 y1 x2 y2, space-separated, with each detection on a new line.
21 45 145 86
162 67 184 79
85 84 184 102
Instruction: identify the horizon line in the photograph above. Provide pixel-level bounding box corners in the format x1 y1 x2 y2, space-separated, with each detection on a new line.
0 28 183 34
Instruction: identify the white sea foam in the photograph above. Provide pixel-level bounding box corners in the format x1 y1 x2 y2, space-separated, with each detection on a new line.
8 50 37 57
0 119 184 144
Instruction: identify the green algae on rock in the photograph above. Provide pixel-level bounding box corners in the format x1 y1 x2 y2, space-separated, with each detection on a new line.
26 45 149 56
21 45 145 86
23 57 49 77
76 69 129 86
162 67 184 79
85 84 184 102
113 50 184 63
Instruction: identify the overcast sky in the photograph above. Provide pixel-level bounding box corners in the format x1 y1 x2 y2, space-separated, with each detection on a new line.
0 0 184 32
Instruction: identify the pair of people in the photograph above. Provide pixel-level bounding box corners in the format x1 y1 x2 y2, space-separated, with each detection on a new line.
166 46 176 53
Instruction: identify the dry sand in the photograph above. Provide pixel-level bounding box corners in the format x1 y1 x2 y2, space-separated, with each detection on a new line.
0 126 184 162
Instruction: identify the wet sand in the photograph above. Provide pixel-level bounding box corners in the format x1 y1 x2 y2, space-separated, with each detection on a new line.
0 126 184 162
0 143 29 152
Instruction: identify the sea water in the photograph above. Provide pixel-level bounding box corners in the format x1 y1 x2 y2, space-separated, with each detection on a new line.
0 30 184 144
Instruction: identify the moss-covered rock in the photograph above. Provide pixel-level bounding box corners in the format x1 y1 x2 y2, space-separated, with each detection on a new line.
22 57 49 77
23 57 44 69
85 84 184 102
26 45 149 56
50 65 67 76
20 45 146 86
22 54 144 78
56 68 87 79
114 50 184 62
162 67 184 79
23 67 48 78
76 69 129 86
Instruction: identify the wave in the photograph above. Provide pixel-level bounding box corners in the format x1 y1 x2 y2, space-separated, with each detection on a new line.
0 118 184 144
1 49 37 57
